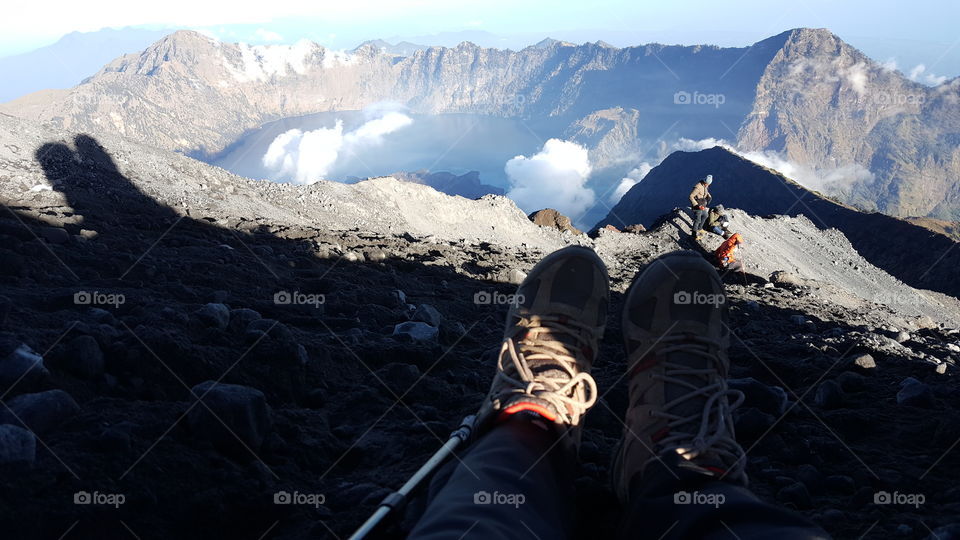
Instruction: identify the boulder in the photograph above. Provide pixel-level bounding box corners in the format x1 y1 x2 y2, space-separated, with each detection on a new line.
60 335 104 379
623 224 646 234
412 304 443 327
0 424 36 465
850 353 876 370
1 390 80 435
392 322 439 343
769 271 802 287
897 379 933 407
40 226 69 244
186 381 273 452
813 380 844 409
0 343 49 391
528 209 582 235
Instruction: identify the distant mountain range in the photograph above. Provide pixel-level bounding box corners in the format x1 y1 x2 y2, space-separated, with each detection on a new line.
2 28 959 221
0 27 172 103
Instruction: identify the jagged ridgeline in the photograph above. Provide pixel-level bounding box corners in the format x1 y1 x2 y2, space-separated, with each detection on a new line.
3 28 960 221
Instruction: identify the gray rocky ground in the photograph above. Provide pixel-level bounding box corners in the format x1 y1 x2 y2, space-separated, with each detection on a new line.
1 115 959 539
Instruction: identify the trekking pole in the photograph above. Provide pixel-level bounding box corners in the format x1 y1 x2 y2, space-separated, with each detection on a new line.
347 415 477 540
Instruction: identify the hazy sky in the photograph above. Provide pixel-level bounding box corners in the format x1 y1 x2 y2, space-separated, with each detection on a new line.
4 0 960 77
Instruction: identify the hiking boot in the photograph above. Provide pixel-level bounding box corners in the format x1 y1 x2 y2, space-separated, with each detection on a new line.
612 251 746 502
475 245 609 449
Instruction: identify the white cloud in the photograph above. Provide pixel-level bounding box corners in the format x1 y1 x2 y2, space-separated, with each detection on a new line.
610 163 652 203
261 108 413 185
842 62 868 96
908 64 947 86
253 28 284 42
881 58 898 72
505 139 595 217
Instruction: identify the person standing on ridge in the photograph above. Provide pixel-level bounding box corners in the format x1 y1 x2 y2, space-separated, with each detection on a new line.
715 231 745 273
689 174 713 240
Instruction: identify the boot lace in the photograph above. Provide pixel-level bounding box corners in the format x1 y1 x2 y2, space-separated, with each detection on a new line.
493 315 598 425
644 334 747 480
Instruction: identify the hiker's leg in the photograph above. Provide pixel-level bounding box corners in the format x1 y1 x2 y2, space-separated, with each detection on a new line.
617 453 829 539
693 210 708 234
409 414 575 540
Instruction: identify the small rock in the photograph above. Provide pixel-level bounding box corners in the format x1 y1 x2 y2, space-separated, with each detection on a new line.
61 335 104 379
0 424 36 465
836 371 867 391
412 304 443 327
734 408 776 441
196 303 230 329
98 425 133 453
623 224 646 234
729 378 789 416
501 269 527 285
245 319 293 343
936 363 948 375
813 380 844 409
851 353 876 370
777 482 812 508
0 343 49 390
824 475 856 494
947 343 960 353
186 381 273 452
228 308 262 333
925 524 960 540
392 290 407 307
796 464 823 492
364 249 388 262
79 229 98 240
392 322 439 343
789 315 807 326
40 226 69 244
897 379 933 407
769 271 802 287
895 332 911 343
343 251 364 263
1 389 80 435
378 363 421 392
